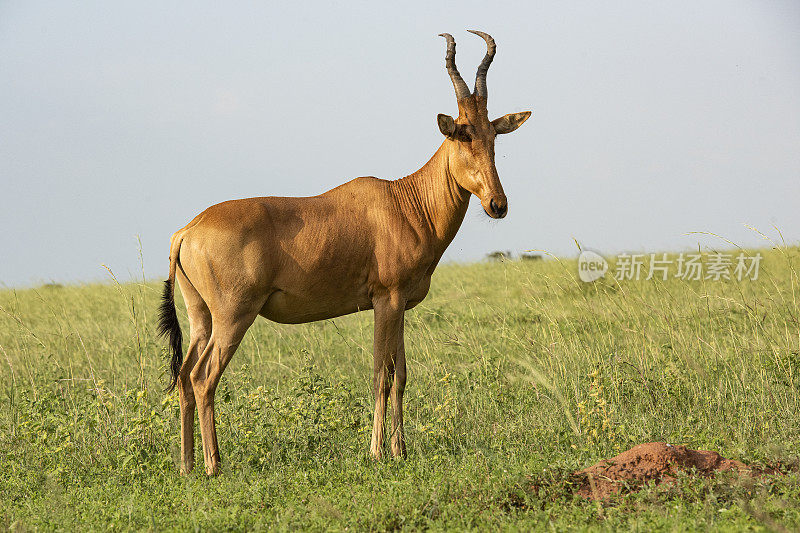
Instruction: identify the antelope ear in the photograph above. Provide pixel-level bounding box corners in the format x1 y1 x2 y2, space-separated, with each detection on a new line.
492 111 532 134
437 113 456 137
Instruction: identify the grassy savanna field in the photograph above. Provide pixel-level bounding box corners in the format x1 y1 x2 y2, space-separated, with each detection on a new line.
1 245 799 531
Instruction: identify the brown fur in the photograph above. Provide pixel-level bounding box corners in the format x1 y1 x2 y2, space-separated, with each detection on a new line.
161 55 530 476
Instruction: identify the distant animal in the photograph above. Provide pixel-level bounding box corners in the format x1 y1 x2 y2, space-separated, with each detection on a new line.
158 30 531 475
487 250 513 261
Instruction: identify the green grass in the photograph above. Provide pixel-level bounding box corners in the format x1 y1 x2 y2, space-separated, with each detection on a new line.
1 246 799 531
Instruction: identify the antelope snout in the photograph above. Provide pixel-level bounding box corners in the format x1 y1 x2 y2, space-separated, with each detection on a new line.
485 196 508 219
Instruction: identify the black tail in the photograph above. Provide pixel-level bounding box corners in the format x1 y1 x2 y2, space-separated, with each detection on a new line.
157 278 183 392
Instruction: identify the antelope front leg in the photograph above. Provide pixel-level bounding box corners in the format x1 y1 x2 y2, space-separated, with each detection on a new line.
370 292 405 459
390 319 407 458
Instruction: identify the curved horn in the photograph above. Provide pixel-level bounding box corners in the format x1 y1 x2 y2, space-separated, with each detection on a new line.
467 30 496 100
438 33 471 100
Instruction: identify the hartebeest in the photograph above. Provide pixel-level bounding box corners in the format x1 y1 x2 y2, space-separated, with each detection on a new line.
158 31 531 475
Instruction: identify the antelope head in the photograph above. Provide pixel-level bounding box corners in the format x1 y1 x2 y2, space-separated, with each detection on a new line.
437 31 531 219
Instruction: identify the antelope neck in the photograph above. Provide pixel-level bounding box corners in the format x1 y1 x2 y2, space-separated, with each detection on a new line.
391 142 471 255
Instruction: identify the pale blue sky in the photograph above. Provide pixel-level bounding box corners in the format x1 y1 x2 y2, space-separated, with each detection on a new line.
1 1 799 287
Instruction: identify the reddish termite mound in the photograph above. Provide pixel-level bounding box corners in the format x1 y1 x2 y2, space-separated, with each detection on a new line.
574 442 753 500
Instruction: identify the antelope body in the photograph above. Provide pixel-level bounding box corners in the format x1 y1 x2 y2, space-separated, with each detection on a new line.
159 31 531 475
